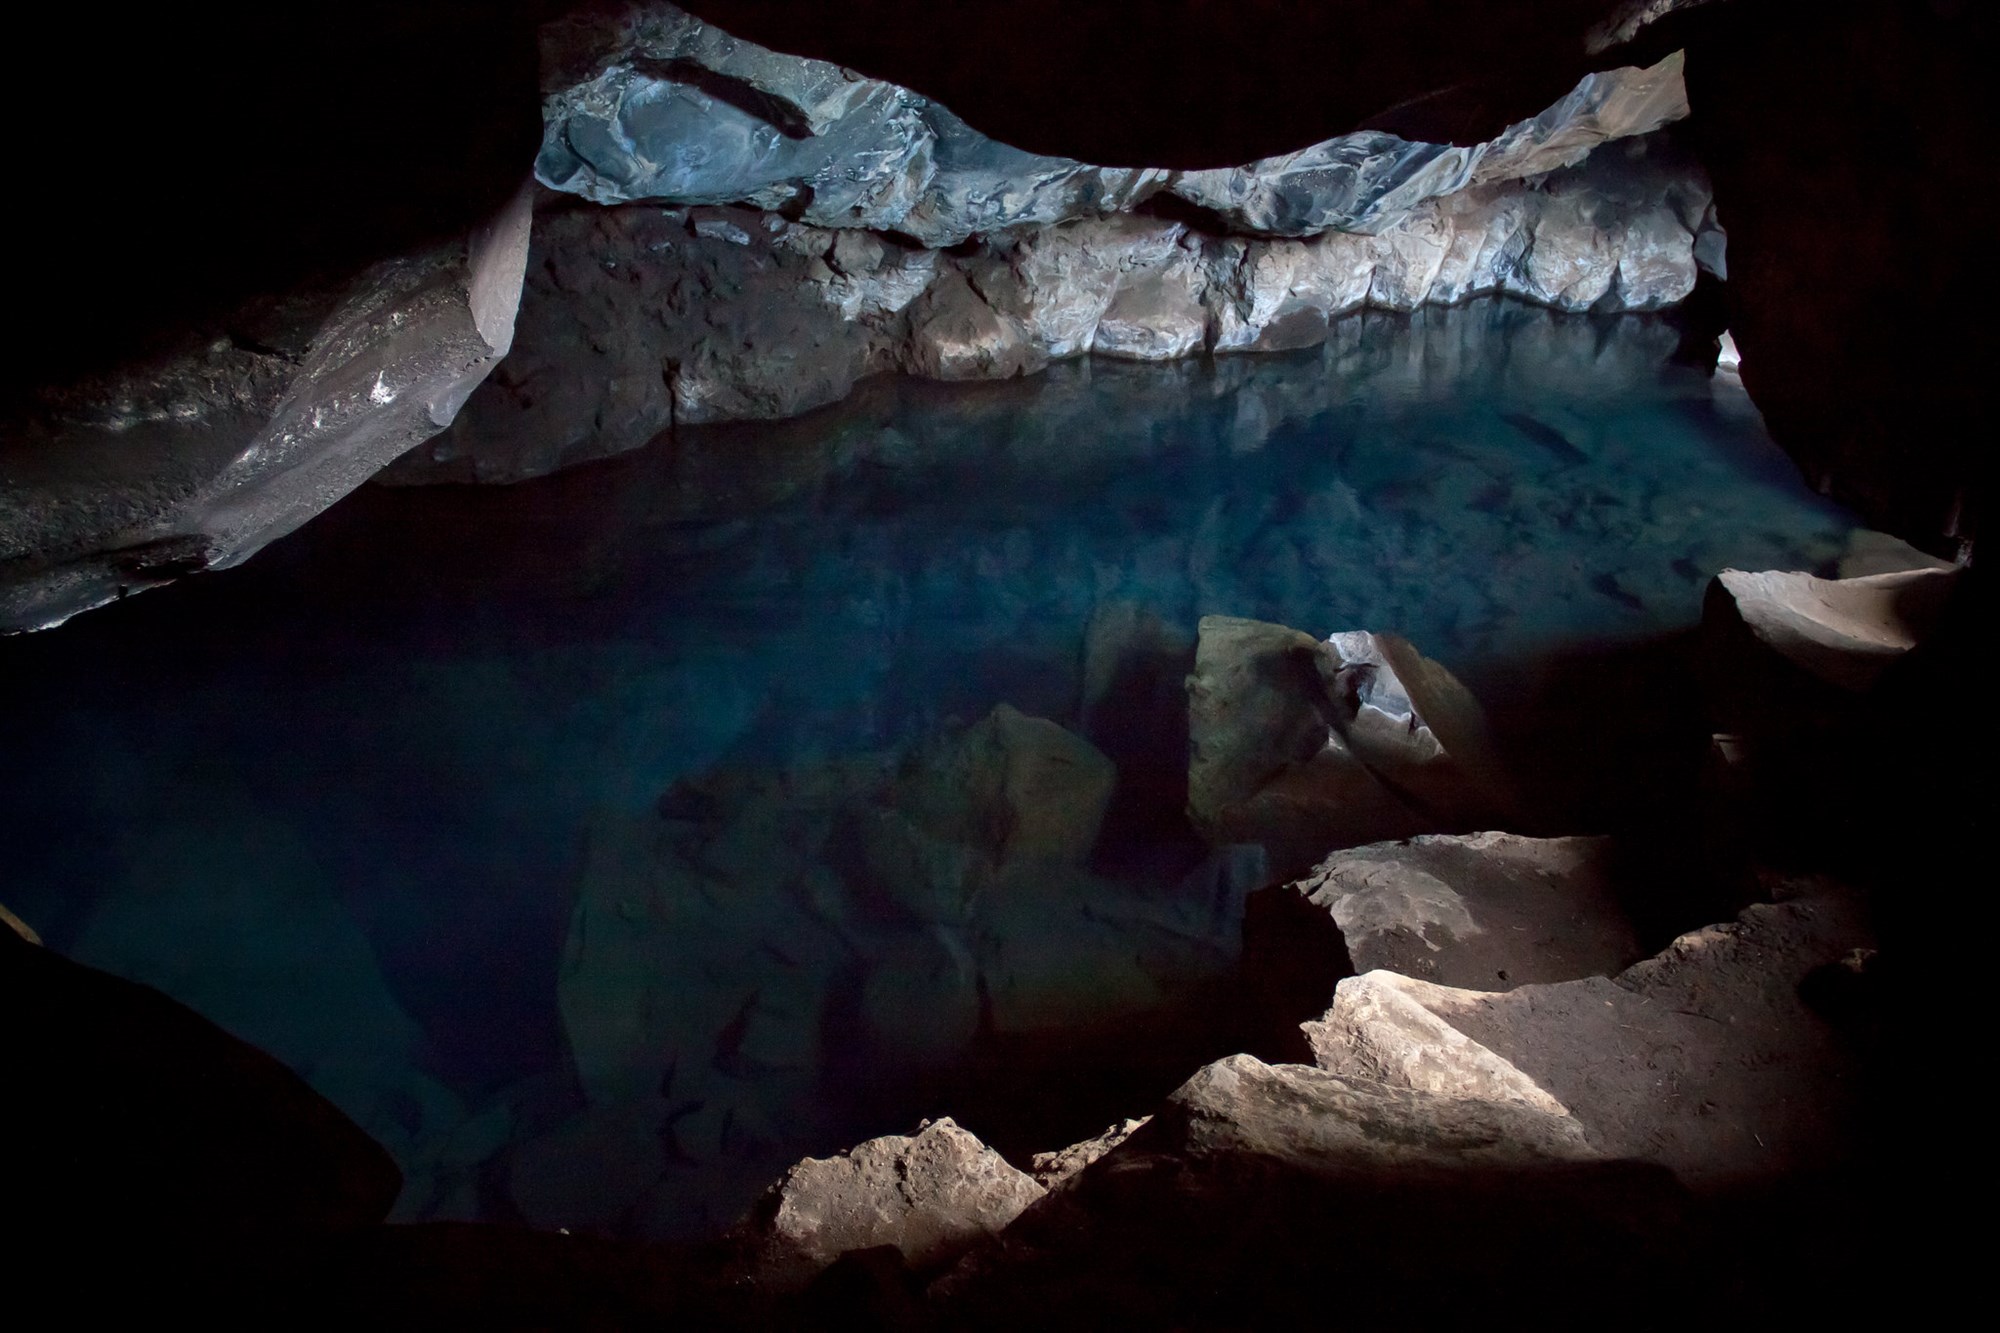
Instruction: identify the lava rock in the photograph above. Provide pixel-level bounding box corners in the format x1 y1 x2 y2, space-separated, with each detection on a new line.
1287 832 1642 990
732 1117 1044 1291
539 5 1688 244
1 183 532 631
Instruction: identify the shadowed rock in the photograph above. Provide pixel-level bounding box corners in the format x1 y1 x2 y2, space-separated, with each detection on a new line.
1 184 533 632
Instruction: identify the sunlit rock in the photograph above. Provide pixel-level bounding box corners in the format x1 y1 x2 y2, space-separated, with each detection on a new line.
1288 832 1640 990
732 1117 1044 1290
1303 971 1570 1116
1305 881 1876 1188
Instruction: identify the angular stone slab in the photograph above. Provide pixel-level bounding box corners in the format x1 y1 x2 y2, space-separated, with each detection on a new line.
1307 882 1875 1188
733 1117 1043 1290
1291 832 1642 990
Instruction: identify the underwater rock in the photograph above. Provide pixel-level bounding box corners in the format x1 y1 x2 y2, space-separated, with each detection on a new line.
537 4 1686 244
1834 529 1956 580
1186 616 1512 878
1186 616 1427 876
733 1117 1044 1291
1 183 532 631
1306 881 1875 1188
1288 832 1642 991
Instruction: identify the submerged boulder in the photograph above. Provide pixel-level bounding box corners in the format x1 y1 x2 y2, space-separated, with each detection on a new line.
1288 832 1641 990
1186 616 1514 878
733 1117 1044 1291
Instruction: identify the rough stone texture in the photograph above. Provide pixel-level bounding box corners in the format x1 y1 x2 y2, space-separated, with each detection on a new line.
1 184 533 631
538 4 1687 245
399 130 1710 486
1289 832 1642 990
733 1117 1043 1290
935 1051 1686 1327
1710 566 1959 694
1307 881 1876 1188
1303 973 1570 1116
1029 1117 1150 1189
1185 616 1512 879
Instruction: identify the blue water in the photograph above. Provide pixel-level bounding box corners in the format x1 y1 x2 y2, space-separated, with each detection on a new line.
0 300 1859 1238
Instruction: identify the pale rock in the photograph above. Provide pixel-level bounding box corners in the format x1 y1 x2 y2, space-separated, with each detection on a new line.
1304 971 1569 1116
904 271 1040 381
1289 832 1640 989
1303 884 1877 1188
1030 1117 1150 1188
1093 268 1209 361
1713 566 1958 693
735 1117 1044 1289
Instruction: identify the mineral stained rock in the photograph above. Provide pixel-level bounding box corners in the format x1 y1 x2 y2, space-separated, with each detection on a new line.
732 1117 1043 1291
1307 880 1875 1188
538 3 1688 244
1286 832 1642 990
0 183 533 631
1185 616 1513 878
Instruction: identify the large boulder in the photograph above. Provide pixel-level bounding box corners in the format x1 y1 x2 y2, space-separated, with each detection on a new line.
1708 566 1958 697
1308 880 1875 1189
732 1117 1044 1291
1186 616 1514 878
935 1053 1685 1327
1 183 532 631
1287 832 1642 990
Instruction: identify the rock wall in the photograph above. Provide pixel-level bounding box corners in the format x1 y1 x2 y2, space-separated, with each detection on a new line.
1 185 535 632
394 132 1717 485
538 3 1688 244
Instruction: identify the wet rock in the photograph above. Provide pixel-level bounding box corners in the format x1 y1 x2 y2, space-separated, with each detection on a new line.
1289 832 1641 990
1 183 533 630
734 1117 1043 1290
1307 881 1875 1188
1186 616 1513 878
1186 616 1427 876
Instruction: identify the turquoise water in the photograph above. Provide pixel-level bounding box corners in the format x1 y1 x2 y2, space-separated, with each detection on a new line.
0 299 1859 1238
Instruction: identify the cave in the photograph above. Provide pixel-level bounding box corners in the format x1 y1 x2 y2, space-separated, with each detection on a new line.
2 2 1983 1326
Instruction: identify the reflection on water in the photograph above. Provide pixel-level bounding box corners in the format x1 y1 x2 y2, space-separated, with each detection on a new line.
0 299 1858 1238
